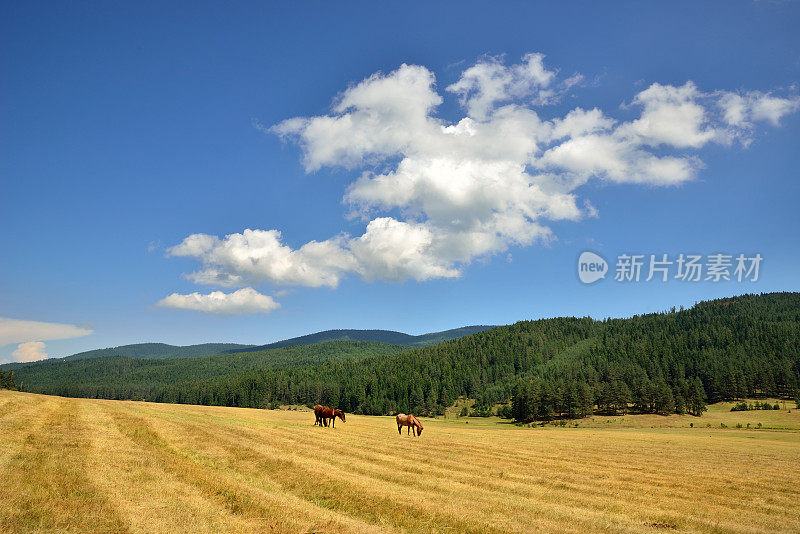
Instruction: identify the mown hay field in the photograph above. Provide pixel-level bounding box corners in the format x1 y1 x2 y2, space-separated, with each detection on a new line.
1 390 799 533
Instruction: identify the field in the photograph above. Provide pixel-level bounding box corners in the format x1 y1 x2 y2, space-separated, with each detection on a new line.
1 391 799 533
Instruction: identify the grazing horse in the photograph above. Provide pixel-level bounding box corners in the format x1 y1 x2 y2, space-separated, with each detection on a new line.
396 413 424 436
314 405 346 428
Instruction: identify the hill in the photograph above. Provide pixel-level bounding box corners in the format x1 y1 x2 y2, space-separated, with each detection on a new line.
231 325 496 352
11 341 409 401
62 342 256 361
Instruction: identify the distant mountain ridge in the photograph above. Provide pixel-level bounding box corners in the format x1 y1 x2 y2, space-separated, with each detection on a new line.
26 326 497 363
228 326 496 353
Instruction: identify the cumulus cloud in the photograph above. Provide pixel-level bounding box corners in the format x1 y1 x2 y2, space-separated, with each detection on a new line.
157 287 281 315
446 53 557 120
0 318 92 347
162 53 798 304
168 229 355 288
617 82 716 148
718 90 800 128
11 341 48 362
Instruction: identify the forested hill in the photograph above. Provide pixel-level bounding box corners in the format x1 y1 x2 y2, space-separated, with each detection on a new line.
63 342 256 361
230 326 496 352
9 293 800 421
10 341 410 397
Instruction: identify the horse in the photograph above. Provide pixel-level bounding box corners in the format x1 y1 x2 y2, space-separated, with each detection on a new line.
396 413 423 436
314 405 346 428
314 405 327 426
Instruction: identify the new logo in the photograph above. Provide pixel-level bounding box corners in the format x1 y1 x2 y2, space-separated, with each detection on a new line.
578 251 608 284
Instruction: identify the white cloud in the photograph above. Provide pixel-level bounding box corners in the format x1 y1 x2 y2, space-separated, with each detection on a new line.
718 90 800 128
163 53 798 299
550 107 616 140
537 133 698 185
157 287 280 315
11 341 48 363
719 93 749 127
617 82 716 148
446 53 557 120
0 318 92 347
168 229 355 288
272 64 443 172
751 94 800 125
350 217 461 282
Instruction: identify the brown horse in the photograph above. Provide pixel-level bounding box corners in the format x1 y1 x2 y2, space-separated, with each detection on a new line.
314 405 346 428
396 413 423 436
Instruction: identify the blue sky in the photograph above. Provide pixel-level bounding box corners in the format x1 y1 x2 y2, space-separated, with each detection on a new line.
2 2 799 362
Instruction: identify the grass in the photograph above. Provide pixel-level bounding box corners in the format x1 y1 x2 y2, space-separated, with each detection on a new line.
1 390 799 533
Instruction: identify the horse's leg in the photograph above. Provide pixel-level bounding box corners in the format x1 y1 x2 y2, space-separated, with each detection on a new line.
397 423 401 435
332 418 335 428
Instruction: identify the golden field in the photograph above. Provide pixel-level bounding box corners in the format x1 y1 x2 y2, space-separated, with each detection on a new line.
1 390 799 533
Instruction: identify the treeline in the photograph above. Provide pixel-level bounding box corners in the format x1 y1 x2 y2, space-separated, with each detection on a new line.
510 375 707 422
11 341 409 400
730 401 780 412
8 293 800 421
0 369 15 389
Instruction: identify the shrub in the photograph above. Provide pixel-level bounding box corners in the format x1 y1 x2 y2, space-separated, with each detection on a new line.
471 407 493 417
497 405 513 419
731 401 782 412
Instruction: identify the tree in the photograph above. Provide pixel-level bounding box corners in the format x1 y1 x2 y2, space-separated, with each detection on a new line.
0 370 14 390
687 377 707 416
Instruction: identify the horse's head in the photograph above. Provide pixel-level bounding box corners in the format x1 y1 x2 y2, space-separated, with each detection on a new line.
413 416 423 435
336 410 346 422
